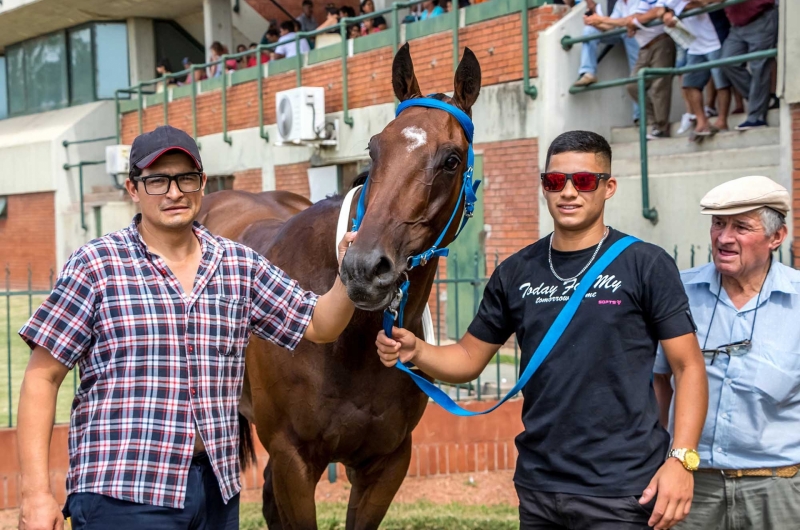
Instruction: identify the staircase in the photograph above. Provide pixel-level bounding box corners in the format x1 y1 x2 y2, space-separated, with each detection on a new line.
604 108 781 268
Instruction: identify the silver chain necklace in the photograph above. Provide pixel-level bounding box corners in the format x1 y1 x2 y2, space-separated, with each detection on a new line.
548 227 610 283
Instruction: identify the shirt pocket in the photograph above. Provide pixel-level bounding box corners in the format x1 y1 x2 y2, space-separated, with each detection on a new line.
213 296 249 358
753 350 800 406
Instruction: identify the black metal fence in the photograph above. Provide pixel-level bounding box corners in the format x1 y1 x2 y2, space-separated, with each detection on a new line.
2 243 796 426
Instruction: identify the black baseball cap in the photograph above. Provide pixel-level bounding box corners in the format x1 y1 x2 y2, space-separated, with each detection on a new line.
130 125 203 172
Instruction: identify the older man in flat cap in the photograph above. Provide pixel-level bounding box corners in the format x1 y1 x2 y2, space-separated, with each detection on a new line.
653 175 800 529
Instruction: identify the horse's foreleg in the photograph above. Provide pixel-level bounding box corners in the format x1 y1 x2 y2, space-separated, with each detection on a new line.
261 460 285 530
345 436 413 530
268 439 326 530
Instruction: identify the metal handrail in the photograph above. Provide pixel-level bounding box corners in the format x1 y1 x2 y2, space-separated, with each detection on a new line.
63 160 106 232
561 0 751 50
571 49 777 223
63 136 116 148
118 0 548 141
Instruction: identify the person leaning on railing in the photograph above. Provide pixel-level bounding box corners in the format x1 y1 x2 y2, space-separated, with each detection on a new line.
626 0 676 140
662 0 728 138
699 0 777 131
573 0 642 125
654 176 800 529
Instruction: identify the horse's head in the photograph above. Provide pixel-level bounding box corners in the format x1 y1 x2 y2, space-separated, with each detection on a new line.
340 43 481 311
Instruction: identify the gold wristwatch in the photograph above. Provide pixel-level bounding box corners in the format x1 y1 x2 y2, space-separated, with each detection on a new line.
669 448 700 471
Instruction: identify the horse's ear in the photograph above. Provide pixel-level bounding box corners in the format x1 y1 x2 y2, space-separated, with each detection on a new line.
392 43 422 102
453 48 481 115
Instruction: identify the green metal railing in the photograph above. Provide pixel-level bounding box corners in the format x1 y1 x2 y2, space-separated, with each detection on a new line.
560 0 752 50
116 0 549 144
63 160 107 232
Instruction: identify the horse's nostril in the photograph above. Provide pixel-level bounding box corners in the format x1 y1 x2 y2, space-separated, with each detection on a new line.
372 255 393 279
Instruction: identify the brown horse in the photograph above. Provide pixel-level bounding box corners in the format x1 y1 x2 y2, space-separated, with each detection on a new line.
199 43 481 529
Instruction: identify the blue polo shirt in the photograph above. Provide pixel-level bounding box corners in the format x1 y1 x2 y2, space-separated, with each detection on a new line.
655 259 800 469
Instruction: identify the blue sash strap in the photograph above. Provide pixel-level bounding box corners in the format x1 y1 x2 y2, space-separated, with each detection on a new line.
394 236 640 416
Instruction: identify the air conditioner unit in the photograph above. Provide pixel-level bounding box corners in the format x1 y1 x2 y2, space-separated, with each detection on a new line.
275 87 325 143
106 145 131 175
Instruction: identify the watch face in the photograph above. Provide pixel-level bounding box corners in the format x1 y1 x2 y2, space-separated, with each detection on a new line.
685 450 700 470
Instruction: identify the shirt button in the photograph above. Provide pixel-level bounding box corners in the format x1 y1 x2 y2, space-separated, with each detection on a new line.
721 413 729 420
187 345 194 353
191 388 197 396
725 378 732 385
738 313 745 318
189 432 194 438
716 447 723 453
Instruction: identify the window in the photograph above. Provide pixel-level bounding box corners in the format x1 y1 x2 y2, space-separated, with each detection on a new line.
24 31 69 113
69 27 94 106
205 175 235 194
94 23 129 99
3 22 129 118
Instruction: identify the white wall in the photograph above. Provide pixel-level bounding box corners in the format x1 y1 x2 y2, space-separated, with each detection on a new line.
127 18 156 87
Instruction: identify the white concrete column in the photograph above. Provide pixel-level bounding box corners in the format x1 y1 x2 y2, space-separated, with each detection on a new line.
126 18 156 86
204 0 234 60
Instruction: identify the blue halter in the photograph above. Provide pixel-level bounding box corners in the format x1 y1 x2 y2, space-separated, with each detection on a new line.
350 97 481 338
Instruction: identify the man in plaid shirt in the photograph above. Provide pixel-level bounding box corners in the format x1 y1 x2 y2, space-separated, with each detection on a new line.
16 126 357 529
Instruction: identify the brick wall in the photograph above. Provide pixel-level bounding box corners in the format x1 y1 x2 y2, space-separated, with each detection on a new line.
0 398 522 509
275 162 311 198
793 103 800 258
479 138 539 270
120 5 567 144
233 168 264 193
0 192 57 290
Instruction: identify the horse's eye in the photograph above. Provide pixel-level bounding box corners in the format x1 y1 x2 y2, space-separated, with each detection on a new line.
444 155 460 172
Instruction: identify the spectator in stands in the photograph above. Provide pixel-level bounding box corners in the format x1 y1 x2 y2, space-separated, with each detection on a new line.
272 20 312 60
261 27 281 50
348 23 361 39
420 0 444 20
297 0 319 33
573 0 641 124
155 58 178 91
236 44 248 69
360 0 387 33
316 5 342 31
208 41 225 77
663 1 726 138
707 0 777 130
246 43 268 67
341 5 357 18
627 0 676 139
179 58 207 85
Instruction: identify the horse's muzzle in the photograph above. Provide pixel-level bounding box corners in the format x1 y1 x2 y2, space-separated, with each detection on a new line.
339 247 399 311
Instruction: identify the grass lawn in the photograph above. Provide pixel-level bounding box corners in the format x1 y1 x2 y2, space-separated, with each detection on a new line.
0 294 76 427
239 501 518 530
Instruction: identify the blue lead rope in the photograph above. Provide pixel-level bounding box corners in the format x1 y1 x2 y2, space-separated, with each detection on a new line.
391 236 640 416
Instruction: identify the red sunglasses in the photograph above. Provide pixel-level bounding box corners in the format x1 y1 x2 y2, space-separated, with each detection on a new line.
540 171 611 192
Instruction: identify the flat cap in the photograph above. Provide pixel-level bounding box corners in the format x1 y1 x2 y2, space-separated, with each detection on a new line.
700 175 789 217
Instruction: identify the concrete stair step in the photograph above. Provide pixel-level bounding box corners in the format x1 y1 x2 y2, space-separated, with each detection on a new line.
612 145 779 177
610 108 780 144
612 126 779 160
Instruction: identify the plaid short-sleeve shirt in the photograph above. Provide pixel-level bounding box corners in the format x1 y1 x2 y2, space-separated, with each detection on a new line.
19 215 318 508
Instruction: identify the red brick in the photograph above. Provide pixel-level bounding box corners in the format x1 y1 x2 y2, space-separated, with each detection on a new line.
0 191 57 289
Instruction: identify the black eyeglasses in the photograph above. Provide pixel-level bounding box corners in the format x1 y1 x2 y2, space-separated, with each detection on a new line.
540 171 611 192
133 172 203 195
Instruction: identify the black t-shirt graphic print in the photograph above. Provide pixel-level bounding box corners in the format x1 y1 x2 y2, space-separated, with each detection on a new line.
468 229 695 497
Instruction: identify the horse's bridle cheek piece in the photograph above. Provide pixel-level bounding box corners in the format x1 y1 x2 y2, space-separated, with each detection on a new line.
350 97 481 340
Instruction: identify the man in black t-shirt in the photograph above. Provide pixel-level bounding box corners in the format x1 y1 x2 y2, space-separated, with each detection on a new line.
377 131 708 530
